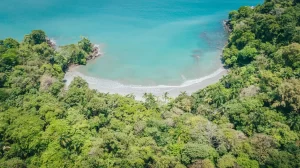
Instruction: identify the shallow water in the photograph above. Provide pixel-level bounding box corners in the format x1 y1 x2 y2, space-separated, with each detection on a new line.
0 0 262 85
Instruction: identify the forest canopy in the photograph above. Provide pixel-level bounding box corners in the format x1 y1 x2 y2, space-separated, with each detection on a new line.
0 0 300 167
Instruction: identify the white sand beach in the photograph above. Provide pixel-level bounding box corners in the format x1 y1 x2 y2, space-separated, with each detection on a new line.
64 66 228 100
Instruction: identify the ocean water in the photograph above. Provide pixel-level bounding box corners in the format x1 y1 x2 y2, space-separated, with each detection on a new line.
0 0 262 85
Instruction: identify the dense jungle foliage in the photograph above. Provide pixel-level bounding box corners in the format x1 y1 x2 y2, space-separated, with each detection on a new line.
0 0 299 167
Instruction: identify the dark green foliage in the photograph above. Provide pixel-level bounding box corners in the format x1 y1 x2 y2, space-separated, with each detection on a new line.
59 44 87 65
78 37 93 53
57 37 94 67
0 49 19 72
24 30 47 45
2 38 19 49
0 38 20 72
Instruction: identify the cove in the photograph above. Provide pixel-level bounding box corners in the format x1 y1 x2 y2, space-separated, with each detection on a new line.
0 0 262 86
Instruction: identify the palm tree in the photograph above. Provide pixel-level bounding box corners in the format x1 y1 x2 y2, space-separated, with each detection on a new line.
163 92 169 103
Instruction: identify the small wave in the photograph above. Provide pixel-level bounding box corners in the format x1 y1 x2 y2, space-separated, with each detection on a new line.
130 67 226 89
65 67 226 91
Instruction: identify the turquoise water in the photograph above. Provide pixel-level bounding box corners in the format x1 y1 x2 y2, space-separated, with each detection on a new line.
0 0 262 85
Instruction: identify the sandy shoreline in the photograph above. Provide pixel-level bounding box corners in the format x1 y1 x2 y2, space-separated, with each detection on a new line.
64 66 228 100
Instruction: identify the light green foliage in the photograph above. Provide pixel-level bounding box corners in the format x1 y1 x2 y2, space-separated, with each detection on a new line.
7 65 41 95
238 6 254 18
274 43 300 70
59 44 88 65
274 79 300 112
5 113 45 158
237 46 257 64
181 143 218 165
236 154 259 168
217 154 237 168
58 37 94 66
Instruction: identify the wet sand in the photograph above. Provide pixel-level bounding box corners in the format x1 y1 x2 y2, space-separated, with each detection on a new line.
64 66 228 100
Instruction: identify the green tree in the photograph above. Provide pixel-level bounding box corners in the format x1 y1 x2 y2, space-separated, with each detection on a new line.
24 30 47 45
217 154 237 168
2 38 19 49
78 37 93 53
181 143 218 165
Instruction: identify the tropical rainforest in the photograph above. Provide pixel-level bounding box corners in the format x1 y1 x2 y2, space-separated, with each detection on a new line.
0 0 300 167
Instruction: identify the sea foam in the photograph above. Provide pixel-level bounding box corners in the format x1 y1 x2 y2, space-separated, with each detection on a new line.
65 67 226 92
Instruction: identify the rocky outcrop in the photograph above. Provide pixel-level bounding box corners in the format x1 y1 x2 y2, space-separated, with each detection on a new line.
223 20 232 33
87 44 103 61
46 37 57 49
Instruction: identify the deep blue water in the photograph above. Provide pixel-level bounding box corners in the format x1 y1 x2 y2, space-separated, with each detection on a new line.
0 0 262 85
